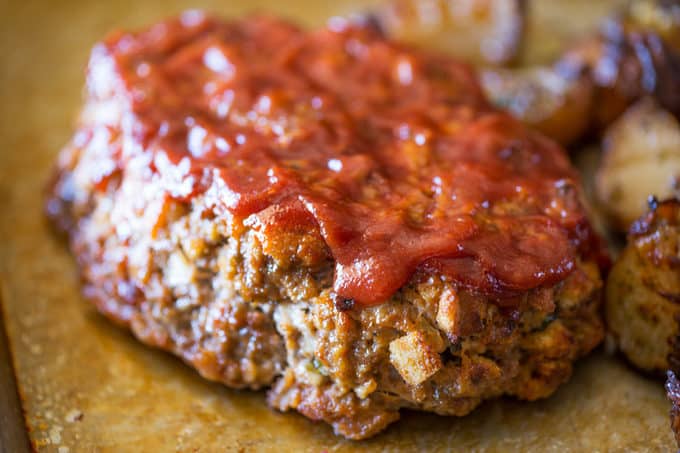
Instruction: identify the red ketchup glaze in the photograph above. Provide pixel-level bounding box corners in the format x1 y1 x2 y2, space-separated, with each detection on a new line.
85 12 604 306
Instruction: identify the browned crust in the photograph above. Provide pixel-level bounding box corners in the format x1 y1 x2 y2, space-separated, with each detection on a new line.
46 147 605 439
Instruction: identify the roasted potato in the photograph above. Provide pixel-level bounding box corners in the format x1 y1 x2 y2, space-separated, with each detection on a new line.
605 198 680 373
480 64 593 146
369 0 526 65
487 0 680 141
596 98 680 231
627 1 680 115
559 2 680 128
475 0 680 145
557 34 634 130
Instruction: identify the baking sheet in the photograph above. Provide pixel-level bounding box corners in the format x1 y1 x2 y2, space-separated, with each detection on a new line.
0 0 675 451
0 289 30 453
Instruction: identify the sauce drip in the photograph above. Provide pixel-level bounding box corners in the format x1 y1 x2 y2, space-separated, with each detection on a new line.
85 12 602 306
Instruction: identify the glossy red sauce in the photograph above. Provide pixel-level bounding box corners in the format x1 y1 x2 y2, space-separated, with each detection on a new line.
85 12 602 306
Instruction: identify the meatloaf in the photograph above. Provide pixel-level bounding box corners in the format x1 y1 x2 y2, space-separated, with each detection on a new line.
46 12 606 439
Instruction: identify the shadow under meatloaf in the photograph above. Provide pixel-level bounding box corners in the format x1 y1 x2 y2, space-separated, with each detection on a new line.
46 13 605 440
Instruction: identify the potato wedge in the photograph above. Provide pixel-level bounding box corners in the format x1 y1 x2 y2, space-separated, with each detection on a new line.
595 98 680 231
605 198 680 373
480 64 593 146
369 0 526 65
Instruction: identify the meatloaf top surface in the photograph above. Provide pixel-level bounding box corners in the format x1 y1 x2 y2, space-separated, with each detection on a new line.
75 11 603 306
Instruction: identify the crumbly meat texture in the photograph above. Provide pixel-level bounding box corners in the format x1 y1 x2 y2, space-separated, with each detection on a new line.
48 160 603 438
605 198 680 374
47 14 605 439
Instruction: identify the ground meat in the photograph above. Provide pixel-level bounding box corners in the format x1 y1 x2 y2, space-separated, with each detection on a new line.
46 12 605 439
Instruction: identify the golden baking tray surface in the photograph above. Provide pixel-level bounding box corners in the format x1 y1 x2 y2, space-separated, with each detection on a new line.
0 0 674 451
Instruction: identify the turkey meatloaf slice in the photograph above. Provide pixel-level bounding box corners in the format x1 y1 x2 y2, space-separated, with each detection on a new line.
47 12 606 439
